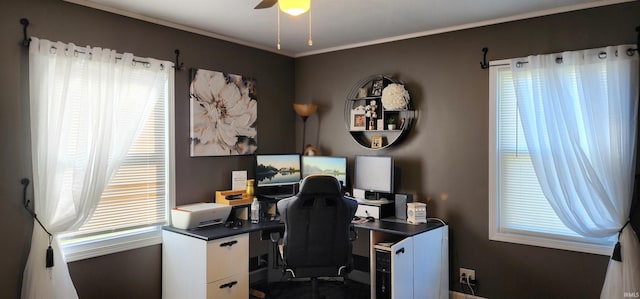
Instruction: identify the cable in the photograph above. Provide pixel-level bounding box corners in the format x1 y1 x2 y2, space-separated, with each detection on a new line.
427 217 446 226
461 274 476 296
466 277 476 296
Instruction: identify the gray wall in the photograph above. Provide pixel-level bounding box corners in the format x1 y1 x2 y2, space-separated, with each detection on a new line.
294 2 639 298
0 0 294 298
1 0 638 298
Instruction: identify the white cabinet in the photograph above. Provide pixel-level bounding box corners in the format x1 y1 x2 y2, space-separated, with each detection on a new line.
162 230 249 299
370 225 448 299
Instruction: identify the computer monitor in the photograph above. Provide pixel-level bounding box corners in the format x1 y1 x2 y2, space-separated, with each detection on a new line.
353 155 394 199
301 156 348 188
255 154 301 197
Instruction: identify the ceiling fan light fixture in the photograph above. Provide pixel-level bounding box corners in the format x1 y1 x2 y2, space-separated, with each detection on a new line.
279 0 310 16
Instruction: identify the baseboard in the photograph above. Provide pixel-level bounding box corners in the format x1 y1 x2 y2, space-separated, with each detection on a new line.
450 290 487 299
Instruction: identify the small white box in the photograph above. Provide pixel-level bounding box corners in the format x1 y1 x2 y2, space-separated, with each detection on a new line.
407 202 427 224
171 203 232 229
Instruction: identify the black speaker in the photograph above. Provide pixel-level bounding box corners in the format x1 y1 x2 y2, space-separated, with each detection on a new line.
394 193 413 220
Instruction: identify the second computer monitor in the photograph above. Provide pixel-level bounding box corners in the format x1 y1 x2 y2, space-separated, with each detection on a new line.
353 155 394 196
301 156 348 188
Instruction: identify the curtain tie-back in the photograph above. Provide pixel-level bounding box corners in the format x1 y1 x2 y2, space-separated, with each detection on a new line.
612 220 631 262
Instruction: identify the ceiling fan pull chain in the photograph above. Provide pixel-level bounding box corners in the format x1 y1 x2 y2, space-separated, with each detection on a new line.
277 8 281 50
308 4 312 46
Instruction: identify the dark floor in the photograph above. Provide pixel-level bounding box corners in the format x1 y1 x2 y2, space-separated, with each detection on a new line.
252 279 370 299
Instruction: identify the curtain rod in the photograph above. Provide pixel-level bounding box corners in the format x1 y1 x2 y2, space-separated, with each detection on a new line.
481 46 638 69
481 26 640 70
48 46 158 67
20 18 184 71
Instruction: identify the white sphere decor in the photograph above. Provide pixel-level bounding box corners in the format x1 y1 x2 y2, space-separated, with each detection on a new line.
381 83 409 110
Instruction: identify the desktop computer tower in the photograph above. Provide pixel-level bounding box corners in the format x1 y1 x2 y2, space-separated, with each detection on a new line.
375 249 392 299
394 193 413 220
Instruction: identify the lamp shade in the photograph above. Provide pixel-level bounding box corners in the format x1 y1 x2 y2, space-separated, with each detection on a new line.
279 0 310 16
293 103 318 117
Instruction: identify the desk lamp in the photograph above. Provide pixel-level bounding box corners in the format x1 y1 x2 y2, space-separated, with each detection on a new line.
293 103 318 153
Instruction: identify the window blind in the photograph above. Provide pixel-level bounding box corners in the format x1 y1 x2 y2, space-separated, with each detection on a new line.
491 64 613 251
61 70 169 242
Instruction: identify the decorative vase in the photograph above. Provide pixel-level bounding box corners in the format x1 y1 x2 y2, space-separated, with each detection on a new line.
388 124 396 130
246 179 254 197
369 119 375 130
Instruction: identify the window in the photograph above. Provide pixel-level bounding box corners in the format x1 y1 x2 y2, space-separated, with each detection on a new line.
60 65 175 262
489 60 614 255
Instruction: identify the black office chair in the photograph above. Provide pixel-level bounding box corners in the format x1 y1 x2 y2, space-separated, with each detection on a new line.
276 174 358 299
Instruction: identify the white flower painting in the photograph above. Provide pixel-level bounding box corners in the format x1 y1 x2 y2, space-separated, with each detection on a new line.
190 69 258 156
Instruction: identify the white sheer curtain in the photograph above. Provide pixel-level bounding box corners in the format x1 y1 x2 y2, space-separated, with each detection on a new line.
23 37 171 299
511 45 639 298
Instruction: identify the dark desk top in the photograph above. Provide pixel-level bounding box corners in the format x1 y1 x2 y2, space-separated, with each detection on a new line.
163 218 446 241
163 220 284 241
355 218 446 237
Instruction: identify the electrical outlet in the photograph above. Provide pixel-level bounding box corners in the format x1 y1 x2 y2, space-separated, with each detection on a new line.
460 268 475 284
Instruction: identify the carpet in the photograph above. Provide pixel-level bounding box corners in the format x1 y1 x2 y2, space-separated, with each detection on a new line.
252 279 370 299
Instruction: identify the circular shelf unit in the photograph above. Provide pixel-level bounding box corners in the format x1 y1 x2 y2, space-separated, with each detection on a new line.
344 74 416 149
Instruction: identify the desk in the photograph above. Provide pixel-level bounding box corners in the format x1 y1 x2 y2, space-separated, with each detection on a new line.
162 219 448 299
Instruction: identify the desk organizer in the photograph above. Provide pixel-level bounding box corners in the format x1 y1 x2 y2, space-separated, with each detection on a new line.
215 190 253 205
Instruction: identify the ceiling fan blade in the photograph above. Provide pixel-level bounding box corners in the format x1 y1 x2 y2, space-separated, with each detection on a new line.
254 0 278 9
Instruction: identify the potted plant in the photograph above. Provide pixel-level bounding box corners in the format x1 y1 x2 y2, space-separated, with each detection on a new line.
387 118 397 130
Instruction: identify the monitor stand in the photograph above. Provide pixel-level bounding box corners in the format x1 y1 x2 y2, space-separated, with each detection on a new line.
359 191 392 204
257 184 297 200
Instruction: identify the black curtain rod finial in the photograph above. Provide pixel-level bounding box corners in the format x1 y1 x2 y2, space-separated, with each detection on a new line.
22 177 31 209
636 25 639 47
20 18 31 47
480 47 489 69
174 49 184 71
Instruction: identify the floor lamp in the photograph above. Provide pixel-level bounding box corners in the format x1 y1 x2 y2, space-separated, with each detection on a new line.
293 103 318 153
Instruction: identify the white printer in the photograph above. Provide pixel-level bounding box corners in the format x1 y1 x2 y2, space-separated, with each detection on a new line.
170 202 232 230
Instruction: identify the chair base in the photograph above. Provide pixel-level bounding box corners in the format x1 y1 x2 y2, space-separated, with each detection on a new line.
265 277 355 299
310 277 320 299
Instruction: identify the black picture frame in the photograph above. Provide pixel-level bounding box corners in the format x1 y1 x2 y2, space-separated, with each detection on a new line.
370 78 384 97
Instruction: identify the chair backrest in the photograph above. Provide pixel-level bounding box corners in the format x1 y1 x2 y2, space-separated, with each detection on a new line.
277 174 357 278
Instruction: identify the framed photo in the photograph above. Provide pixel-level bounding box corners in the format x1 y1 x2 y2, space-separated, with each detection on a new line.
371 136 383 149
350 105 367 131
353 115 366 129
370 78 384 97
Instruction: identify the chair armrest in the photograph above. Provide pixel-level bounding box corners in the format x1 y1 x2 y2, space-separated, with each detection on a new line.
270 231 281 243
349 224 358 242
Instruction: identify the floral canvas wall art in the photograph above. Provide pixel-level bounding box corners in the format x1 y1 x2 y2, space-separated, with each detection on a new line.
189 69 258 156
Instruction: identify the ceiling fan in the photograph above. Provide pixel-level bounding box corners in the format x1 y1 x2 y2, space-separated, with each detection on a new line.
254 0 313 49
254 0 310 16
254 0 278 9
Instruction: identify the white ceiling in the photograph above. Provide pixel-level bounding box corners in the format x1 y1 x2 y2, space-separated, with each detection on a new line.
64 0 631 57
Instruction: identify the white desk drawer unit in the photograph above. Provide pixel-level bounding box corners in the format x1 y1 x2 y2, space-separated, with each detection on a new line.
206 272 249 299
163 231 248 299
206 235 249 282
